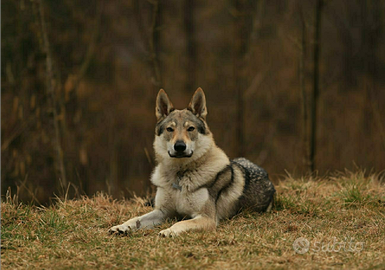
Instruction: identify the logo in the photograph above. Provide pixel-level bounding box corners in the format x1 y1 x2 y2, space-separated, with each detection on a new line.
293 237 310 254
293 237 364 254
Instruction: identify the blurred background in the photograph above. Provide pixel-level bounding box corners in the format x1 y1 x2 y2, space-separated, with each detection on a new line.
2 0 384 204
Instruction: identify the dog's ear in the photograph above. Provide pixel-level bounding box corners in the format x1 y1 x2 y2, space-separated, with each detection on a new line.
188 87 207 119
156 89 174 121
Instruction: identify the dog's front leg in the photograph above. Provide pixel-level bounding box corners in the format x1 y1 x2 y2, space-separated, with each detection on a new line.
159 215 216 237
109 209 167 234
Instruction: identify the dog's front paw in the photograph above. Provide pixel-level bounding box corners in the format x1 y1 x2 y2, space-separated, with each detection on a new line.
109 224 131 235
158 228 177 237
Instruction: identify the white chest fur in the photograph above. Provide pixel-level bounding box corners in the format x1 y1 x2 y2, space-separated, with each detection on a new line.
175 187 209 217
151 165 210 217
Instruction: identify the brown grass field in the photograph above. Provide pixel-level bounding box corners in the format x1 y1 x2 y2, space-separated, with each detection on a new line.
2 171 385 269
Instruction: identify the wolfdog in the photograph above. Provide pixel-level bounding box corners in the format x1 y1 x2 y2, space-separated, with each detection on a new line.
109 88 275 237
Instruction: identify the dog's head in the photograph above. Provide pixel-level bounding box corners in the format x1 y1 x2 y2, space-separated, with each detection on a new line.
154 88 213 161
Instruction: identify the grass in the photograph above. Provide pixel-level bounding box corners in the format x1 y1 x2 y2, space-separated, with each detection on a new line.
2 171 385 269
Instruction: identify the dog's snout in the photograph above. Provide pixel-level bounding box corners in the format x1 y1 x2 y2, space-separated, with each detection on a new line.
174 141 186 152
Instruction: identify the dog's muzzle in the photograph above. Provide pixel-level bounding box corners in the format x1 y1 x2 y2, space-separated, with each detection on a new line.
168 141 193 158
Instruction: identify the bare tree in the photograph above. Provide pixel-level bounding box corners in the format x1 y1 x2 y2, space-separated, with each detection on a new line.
149 0 163 88
309 0 324 173
37 0 67 190
298 5 311 173
133 0 163 89
233 0 255 157
361 1 385 152
184 0 196 92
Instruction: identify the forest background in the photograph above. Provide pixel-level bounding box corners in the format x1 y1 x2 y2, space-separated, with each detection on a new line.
1 0 384 204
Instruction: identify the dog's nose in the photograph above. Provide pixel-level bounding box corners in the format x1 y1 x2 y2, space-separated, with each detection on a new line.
174 141 186 153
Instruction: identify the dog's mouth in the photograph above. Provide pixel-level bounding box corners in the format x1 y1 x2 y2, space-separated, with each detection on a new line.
168 151 193 158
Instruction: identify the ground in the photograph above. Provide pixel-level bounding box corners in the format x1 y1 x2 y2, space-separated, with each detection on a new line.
1 171 385 269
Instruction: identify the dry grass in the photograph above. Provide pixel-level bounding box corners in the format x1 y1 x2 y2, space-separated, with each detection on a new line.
2 171 385 269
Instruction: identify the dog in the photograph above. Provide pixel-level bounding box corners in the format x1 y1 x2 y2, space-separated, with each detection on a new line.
109 88 275 237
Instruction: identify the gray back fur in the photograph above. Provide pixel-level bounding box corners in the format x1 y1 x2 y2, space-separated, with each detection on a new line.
232 158 276 212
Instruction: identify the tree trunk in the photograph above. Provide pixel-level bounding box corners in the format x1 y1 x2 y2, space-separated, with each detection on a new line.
184 0 196 92
299 6 311 174
309 0 324 173
37 0 68 192
150 0 163 88
233 0 248 157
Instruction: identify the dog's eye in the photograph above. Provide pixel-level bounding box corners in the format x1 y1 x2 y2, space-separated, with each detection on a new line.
187 126 195 132
166 127 174 132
